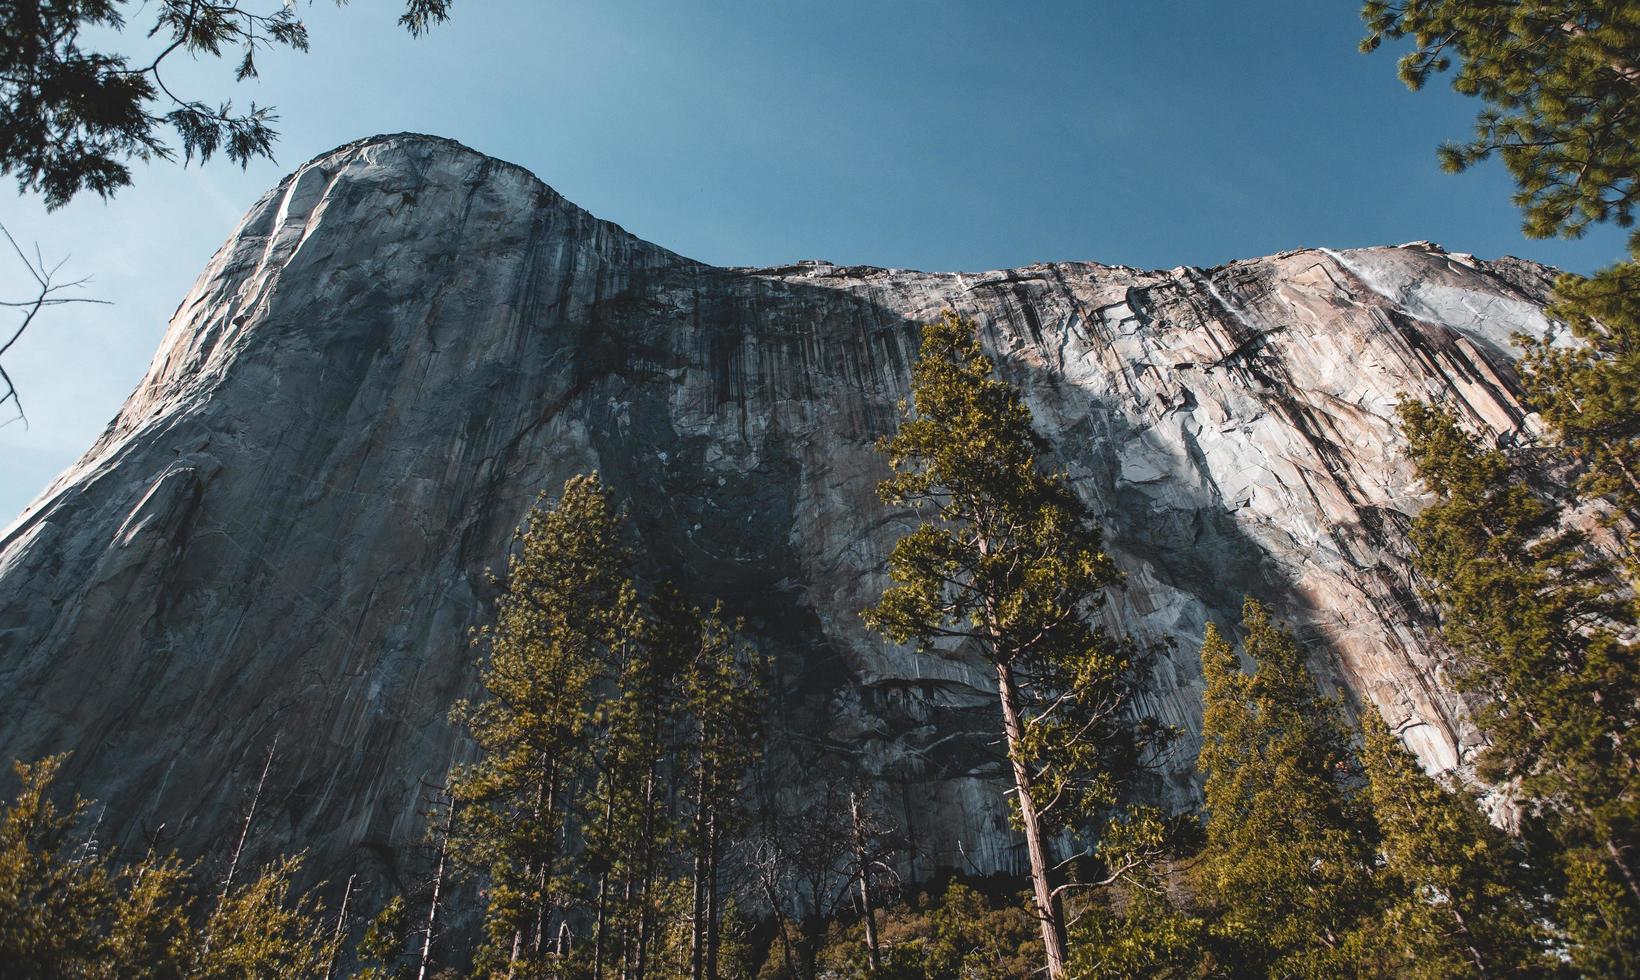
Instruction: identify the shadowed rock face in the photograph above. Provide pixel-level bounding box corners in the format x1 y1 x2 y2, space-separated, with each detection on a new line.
0 134 1563 886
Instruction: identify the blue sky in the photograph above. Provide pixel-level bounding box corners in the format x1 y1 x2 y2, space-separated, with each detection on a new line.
2 0 1631 521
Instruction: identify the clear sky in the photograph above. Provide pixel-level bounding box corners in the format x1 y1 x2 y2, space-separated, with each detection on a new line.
2 0 1631 522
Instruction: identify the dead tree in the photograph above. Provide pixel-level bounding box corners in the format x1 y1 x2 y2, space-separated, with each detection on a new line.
0 223 108 428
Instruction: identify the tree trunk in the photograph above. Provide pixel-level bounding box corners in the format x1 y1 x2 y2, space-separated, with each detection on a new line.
1444 904 1490 977
759 872 801 980
635 765 659 980
324 873 355 980
1606 837 1640 906
691 762 708 980
595 796 614 979
221 737 277 902
706 808 721 980
850 791 881 973
996 660 1069 980
419 822 447 980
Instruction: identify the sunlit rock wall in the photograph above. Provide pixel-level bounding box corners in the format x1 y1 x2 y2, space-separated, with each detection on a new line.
0 134 1563 887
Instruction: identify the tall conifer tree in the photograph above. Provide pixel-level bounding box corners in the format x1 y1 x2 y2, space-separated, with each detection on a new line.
449 473 631 978
1354 715 1551 977
682 604 764 980
1193 602 1377 978
864 311 1145 980
1399 401 1640 971
585 584 689 980
1520 258 1640 571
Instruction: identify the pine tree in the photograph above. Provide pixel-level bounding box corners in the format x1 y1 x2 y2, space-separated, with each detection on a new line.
1354 714 1552 977
1520 254 1640 570
190 855 335 979
354 895 412 980
1193 603 1378 978
922 883 1040 980
584 583 687 980
0 754 115 976
1361 0 1640 576
863 311 1149 980
682 604 765 980
1067 810 1207 980
97 851 195 979
1360 1 1640 244
449 472 631 978
1399 400 1640 966
1557 844 1640 976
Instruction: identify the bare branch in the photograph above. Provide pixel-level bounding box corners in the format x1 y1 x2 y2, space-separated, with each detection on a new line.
0 222 109 428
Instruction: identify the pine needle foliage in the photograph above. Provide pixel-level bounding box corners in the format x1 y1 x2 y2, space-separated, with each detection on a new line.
1399 399 1640 971
0 755 346 978
451 473 767 979
353 894 412 980
1193 603 1377 978
192 855 337 979
682 604 766 980
1360 0 1640 245
1521 251 1640 573
1 1 455 208
0 754 115 975
1354 714 1554 977
449 472 631 976
863 311 1151 979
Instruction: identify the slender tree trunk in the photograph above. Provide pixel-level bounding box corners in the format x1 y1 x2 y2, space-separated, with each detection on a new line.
222 737 277 902
759 871 801 980
1446 904 1489 977
419 814 449 980
324 873 355 980
849 791 881 973
692 762 708 980
706 809 721 980
513 758 562 978
506 931 523 980
595 795 614 979
635 763 659 980
996 660 1069 980
1606 837 1640 906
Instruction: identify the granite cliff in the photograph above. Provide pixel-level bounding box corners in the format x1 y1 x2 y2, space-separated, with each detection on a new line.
0 134 1567 887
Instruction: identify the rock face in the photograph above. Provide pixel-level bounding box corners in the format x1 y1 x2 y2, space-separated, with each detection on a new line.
0 134 1565 886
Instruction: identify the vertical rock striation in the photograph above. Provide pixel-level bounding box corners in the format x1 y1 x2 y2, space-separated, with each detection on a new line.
0 134 1565 885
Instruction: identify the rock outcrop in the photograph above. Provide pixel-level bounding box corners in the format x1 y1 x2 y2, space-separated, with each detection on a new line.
0 134 1565 886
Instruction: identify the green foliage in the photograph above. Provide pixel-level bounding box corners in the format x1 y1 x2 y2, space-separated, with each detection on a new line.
682 603 767 980
354 894 411 980
450 472 632 975
801 882 1040 980
1558 844 1640 976
1193 604 1378 978
0 0 454 208
1068 872 1208 980
0 754 361 979
1355 714 1552 977
1361 0 1640 245
192 855 335 979
865 315 1127 724
451 472 767 978
1521 250 1640 571
100 851 196 979
0 754 115 975
1398 399 1640 958
1401 399 1640 967
580 584 682 978
863 311 1153 976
